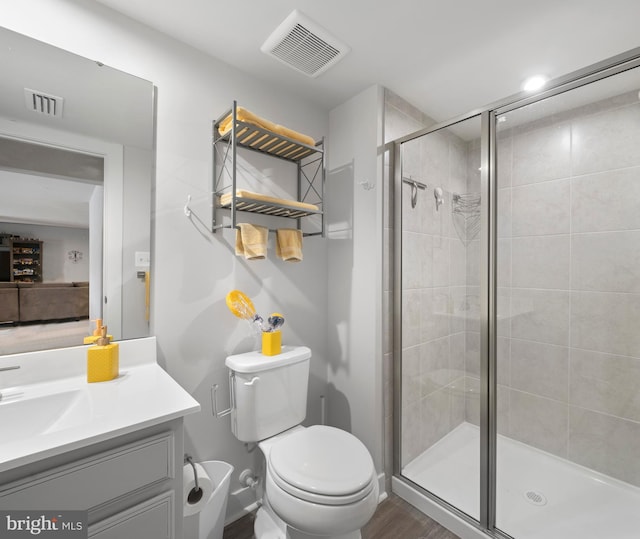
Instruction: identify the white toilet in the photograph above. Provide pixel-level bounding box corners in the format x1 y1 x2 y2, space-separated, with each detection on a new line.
225 346 379 539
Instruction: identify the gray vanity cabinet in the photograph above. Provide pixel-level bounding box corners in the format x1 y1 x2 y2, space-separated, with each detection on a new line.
0 421 185 539
88 492 174 538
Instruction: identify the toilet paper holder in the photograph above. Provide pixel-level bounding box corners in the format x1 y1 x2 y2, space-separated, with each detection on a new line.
211 371 235 419
184 454 204 504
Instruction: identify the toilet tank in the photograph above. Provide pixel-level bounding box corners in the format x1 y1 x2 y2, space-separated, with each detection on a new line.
225 346 311 442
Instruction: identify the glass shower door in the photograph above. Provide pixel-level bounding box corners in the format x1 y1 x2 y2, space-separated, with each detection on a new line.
494 65 640 539
397 114 483 521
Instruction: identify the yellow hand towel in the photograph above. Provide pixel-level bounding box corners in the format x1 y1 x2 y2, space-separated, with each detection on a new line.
276 228 303 262
236 223 268 260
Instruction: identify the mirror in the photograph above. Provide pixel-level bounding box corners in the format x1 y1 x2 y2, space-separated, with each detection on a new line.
0 27 154 355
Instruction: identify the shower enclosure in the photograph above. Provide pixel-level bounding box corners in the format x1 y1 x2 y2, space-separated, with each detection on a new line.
392 48 640 539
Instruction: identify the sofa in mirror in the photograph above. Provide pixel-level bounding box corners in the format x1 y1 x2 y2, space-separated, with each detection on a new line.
0 26 154 355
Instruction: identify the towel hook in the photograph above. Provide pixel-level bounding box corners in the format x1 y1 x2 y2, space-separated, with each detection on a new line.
184 195 192 217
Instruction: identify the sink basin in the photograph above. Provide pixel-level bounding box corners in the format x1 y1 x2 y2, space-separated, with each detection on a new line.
0 389 91 440
0 337 201 475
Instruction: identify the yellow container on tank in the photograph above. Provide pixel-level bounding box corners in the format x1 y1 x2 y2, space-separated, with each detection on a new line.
261 330 281 356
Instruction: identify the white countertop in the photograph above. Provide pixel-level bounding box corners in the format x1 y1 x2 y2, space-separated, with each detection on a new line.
0 337 200 474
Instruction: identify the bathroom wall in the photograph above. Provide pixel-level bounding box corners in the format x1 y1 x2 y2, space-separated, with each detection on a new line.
492 89 640 486
382 91 432 483
4 0 331 518
384 91 475 467
401 126 473 466
326 85 385 480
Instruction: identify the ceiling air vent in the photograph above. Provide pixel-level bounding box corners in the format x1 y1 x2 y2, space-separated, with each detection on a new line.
24 88 64 118
261 10 350 78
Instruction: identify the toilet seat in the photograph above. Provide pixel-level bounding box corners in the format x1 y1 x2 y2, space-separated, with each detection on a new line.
267 425 376 506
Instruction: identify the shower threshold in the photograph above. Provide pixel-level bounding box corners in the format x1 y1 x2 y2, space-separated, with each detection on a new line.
402 422 640 539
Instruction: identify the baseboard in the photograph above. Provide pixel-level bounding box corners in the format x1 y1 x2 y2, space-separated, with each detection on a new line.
225 473 390 525
377 472 388 503
224 485 259 526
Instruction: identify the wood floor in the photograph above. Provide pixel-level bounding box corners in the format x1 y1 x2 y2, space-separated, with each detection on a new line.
222 494 461 539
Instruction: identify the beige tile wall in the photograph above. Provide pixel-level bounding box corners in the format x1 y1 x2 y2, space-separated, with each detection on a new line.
382 90 432 489
495 90 640 486
386 86 640 489
384 90 478 470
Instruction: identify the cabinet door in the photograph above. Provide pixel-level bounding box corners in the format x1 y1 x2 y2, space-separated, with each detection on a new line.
89 492 174 539
0 432 173 510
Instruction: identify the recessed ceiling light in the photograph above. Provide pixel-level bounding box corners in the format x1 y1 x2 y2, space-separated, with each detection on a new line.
522 75 548 92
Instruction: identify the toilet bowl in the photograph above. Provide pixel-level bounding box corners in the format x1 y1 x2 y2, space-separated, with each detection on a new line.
258 425 379 538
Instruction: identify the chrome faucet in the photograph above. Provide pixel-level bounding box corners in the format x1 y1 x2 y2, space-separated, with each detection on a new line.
0 365 20 401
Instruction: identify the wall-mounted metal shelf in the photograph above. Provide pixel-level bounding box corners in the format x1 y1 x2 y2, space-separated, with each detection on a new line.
216 121 318 162
218 193 322 219
212 101 325 237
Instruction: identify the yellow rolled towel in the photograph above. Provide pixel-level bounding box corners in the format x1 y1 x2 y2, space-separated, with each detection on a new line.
274 124 316 147
276 228 303 262
235 223 268 260
219 106 278 135
218 106 316 147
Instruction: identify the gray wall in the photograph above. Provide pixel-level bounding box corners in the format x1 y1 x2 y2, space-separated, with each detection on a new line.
4 0 331 519
326 85 385 479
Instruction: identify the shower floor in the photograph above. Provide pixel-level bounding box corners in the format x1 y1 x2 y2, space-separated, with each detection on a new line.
402 422 640 539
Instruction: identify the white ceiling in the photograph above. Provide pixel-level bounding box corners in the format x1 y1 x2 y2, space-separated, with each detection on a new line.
95 0 640 122
0 170 95 228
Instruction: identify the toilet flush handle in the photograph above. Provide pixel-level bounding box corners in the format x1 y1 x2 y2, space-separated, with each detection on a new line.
244 376 259 386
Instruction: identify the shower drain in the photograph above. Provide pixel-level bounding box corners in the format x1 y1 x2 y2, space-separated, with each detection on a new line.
523 490 547 506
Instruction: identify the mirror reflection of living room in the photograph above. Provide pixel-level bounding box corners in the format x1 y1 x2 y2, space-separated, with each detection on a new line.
0 137 103 355
0 224 94 355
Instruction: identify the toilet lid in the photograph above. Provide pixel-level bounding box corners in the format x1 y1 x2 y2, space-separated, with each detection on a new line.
268 425 375 500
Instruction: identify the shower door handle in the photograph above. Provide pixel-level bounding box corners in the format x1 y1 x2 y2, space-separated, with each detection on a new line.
402 177 427 208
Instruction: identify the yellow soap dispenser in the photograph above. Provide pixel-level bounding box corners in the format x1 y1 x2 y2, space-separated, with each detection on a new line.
83 318 113 345
87 325 119 383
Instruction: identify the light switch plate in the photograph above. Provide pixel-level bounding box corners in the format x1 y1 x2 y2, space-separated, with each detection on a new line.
135 251 150 268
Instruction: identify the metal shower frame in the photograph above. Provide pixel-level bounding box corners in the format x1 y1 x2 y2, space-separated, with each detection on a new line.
391 46 640 538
